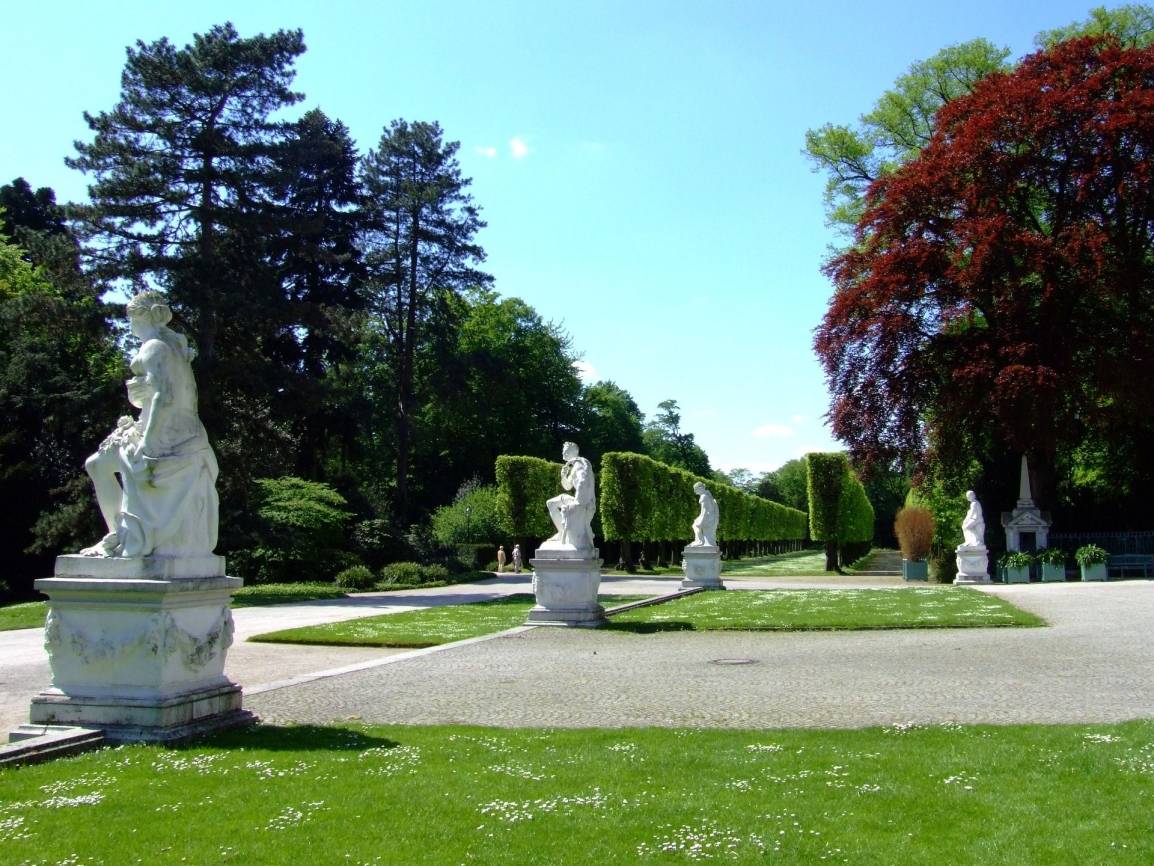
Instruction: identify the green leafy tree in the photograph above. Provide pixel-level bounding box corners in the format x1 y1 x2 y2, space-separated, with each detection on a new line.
756 458 809 512
359 119 492 522
580 380 645 467
642 399 712 477
0 226 122 592
431 480 512 545
67 22 307 419
1036 4 1154 48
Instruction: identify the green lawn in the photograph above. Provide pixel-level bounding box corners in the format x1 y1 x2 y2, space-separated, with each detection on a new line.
608 587 1042 632
2 721 1151 865
250 594 650 648
721 550 837 577
0 601 46 631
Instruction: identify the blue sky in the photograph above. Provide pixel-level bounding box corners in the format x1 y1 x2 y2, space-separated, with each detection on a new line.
2 0 1118 474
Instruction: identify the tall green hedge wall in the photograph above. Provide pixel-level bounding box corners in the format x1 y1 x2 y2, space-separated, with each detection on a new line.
600 452 806 543
805 452 874 543
494 455 559 538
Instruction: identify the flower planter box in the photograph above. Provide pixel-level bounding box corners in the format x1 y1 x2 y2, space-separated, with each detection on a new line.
1001 565 1030 584
902 559 928 581
1041 563 1066 582
1080 562 1107 582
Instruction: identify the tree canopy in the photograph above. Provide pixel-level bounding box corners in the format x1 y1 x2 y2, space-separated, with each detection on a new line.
815 35 1154 517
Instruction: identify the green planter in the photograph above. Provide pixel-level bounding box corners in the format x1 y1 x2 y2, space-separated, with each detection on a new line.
1002 566 1030 584
1041 563 1066 582
1080 562 1107 582
902 559 928 581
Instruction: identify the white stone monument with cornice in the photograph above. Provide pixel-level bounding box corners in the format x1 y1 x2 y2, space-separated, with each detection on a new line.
1001 455 1052 553
13 292 254 744
954 490 991 585
681 482 724 590
527 442 606 627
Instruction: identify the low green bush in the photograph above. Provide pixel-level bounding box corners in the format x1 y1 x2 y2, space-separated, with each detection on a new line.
1036 547 1067 566
335 565 376 591
379 562 426 586
999 551 1034 570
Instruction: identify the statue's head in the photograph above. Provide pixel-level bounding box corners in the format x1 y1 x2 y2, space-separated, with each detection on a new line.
693 481 706 494
126 291 173 327
561 441 579 461
966 490 976 502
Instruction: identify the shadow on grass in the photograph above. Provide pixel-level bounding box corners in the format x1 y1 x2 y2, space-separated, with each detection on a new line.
184 723 401 753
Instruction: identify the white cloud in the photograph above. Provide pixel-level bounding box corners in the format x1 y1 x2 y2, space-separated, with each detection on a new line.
475 145 498 159
752 422 795 439
510 136 531 159
791 414 805 424
572 360 598 382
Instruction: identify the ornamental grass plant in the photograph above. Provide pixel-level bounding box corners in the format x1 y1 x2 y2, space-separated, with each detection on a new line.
893 507 934 561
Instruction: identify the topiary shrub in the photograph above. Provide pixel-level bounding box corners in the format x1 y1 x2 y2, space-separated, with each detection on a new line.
894 507 935 560
335 565 376 591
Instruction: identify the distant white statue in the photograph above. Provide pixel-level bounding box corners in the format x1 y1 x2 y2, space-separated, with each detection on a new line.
80 291 219 559
689 481 719 548
544 441 595 552
961 490 985 548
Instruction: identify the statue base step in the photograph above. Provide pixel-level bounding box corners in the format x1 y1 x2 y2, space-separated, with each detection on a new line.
528 554 605 627
27 683 257 743
55 553 226 580
681 546 724 590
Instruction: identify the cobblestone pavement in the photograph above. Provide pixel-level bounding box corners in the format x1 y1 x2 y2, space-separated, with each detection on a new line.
248 581 1154 729
6 577 1152 736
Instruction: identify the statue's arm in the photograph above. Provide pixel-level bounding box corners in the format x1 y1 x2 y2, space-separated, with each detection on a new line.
135 340 173 457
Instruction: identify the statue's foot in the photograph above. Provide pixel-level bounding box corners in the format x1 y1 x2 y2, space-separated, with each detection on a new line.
79 532 120 557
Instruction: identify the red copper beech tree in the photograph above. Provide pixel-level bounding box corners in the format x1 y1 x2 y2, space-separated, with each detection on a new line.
816 36 1154 498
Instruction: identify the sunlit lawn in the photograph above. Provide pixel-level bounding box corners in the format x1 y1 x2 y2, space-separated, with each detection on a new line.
250 594 650 648
0 601 46 631
2 721 1151 865
608 588 1043 632
721 550 837 578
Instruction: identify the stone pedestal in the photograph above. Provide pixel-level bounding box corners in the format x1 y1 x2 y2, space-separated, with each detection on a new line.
24 554 255 743
681 546 724 590
527 549 606 627
954 545 991 585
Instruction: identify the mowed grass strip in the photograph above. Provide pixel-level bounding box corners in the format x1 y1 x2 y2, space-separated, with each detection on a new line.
2 721 1152 865
0 583 351 632
250 594 650 648
0 601 46 631
721 550 837 577
609 587 1043 632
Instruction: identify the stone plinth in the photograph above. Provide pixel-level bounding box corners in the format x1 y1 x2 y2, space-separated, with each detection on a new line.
681 546 724 590
25 557 255 743
954 545 991 585
527 550 605 627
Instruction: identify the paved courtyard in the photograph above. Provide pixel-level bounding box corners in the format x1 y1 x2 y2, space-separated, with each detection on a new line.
5 576 1153 736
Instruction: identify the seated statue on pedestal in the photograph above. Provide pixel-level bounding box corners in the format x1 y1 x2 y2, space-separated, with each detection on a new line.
689 481 719 548
543 441 595 553
80 292 219 559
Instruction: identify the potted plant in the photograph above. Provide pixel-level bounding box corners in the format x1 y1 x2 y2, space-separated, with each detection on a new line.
1075 544 1109 581
1036 547 1067 582
894 506 934 581
999 551 1033 583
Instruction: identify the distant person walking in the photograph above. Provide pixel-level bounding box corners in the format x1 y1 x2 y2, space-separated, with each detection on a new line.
496 545 506 572
512 543 522 573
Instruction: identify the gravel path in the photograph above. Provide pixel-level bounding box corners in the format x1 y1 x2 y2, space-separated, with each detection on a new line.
5 577 1152 736
248 581 1154 729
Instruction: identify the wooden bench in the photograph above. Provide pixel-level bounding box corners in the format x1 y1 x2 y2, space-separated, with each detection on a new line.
1108 554 1154 578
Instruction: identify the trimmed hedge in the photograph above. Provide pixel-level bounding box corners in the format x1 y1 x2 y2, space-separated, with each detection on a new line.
805 452 874 570
495 455 562 538
600 452 807 545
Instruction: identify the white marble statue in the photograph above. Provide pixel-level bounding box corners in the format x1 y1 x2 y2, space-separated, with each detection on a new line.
961 490 985 548
80 291 219 559
689 481 719 548
544 441 596 552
